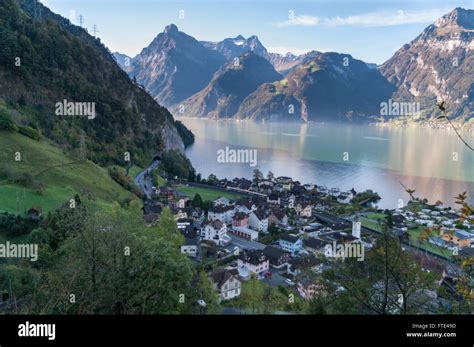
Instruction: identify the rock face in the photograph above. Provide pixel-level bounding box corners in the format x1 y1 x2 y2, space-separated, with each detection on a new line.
235 53 396 122
379 7 474 121
268 51 321 75
173 52 282 119
128 24 225 107
201 35 270 61
113 52 133 71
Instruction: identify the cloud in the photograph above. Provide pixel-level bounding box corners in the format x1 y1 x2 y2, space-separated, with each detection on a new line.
324 9 449 27
276 15 320 27
275 8 450 28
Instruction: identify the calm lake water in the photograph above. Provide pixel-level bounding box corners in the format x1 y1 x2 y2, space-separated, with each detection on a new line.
180 118 474 209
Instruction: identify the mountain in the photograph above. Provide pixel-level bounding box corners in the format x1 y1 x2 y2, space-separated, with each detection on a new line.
0 0 191 167
268 50 321 75
172 52 282 119
113 52 133 71
201 35 270 61
235 52 396 122
201 36 321 75
379 7 474 121
129 24 225 107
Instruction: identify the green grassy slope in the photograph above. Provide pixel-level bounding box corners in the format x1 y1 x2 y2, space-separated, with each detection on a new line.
176 184 242 202
0 130 135 215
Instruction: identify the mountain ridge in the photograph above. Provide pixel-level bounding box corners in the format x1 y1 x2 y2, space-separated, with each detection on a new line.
117 7 473 123
0 0 190 166
173 52 282 119
379 7 474 122
128 24 225 107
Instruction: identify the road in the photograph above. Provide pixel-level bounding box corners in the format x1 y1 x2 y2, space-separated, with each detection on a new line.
262 267 292 288
226 234 266 251
134 160 160 199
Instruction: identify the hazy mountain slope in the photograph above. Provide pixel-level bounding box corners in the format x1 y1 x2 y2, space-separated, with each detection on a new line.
173 52 282 119
129 24 225 107
235 53 396 122
379 7 474 121
113 51 134 71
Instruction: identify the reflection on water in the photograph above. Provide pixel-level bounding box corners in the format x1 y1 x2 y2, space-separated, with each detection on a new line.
181 119 474 209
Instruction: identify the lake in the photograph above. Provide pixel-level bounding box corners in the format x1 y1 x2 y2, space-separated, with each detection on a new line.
180 118 474 209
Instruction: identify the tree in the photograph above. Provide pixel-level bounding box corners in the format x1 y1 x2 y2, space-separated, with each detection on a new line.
160 150 195 180
306 296 328 315
252 168 263 184
0 107 17 131
384 209 393 228
238 275 264 313
186 271 221 314
206 174 218 185
267 171 274 181
191 193 203 209
323 223 435 314
23 203 194 314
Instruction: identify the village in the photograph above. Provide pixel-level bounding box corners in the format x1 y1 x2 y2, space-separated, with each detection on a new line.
140 169 473 312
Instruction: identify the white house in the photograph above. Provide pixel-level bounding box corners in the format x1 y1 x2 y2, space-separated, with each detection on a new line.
279 234 303 256
214 196 232 207
249 209 268 233
208 205 235 224
181 237 199 258
296 202 312 218
201 220 228 245
238 249 269 277
210 269 242 302
275 176 293 191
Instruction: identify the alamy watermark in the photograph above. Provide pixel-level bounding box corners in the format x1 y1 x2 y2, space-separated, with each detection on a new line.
55 99 96 119
324 241 365 261
380 99 420 117
0 242 38 262
18 322 55 341
217 146 257 167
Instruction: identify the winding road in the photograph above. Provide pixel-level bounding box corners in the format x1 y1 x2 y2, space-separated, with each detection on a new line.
134 160 160 199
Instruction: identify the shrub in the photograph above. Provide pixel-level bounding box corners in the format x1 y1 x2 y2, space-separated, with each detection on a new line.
108 167 143 197
0 107 18 131
160 150 196 181
18 125 41 141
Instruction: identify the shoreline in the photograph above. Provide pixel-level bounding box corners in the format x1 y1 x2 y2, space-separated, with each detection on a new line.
176 115 473 132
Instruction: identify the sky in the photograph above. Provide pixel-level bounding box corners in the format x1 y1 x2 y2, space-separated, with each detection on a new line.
41 0 474 64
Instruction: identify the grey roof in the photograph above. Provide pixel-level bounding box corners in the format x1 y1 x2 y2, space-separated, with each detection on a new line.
203 220 224 229
280 234 300 243
454 229 472 240
304 237 325 249
263 246 289 260
239 249 267 266
183 237 199 246
210 269 240 289
209 205 234 213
